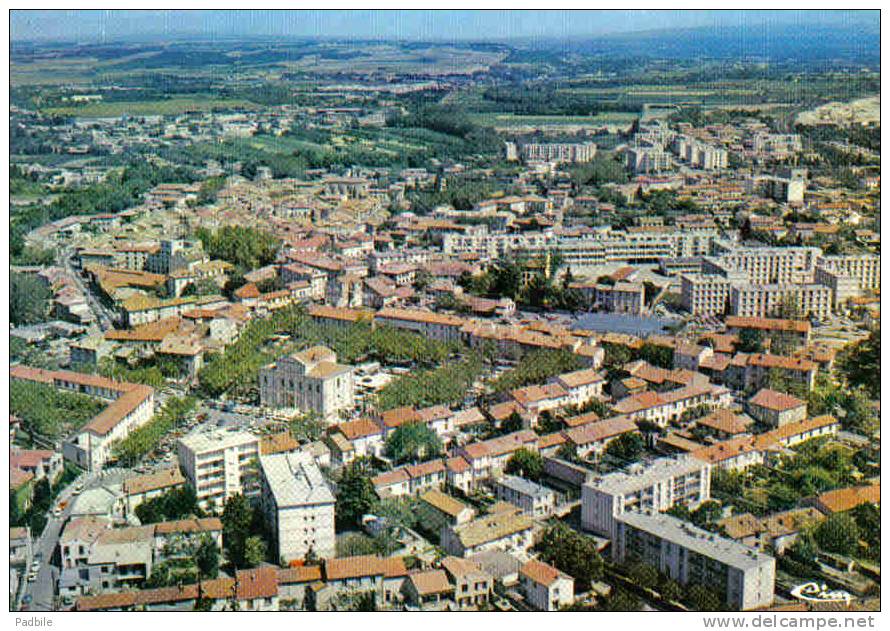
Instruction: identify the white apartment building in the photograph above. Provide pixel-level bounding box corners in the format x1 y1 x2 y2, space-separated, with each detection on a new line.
613 511 775 610
581 456 712 539
258 451 336 562
259 346 355 420
442 228 554 259
494 475 557 518
708 244 822 285
177 428 260 510
627 146 673 174
673 136 729 170
507 141 598 164
730 283 832 320
818 254 880 291
680 274 731 316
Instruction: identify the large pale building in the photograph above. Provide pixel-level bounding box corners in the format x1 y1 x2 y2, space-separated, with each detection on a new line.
729 284 832 320
613 511 775 610
176 429 260 510
258 451 336 562
581 456 711 538
506 141 597 164
259 346 355 420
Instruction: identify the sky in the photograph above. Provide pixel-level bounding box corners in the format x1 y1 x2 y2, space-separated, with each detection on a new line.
10 9 879 43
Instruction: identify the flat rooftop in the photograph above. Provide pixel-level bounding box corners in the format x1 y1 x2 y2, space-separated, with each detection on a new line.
617 510 774 571
259 451 335 508
585 456 706 496
178 427 258 454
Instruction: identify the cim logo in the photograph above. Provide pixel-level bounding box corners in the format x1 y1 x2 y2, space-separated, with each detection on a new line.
790 582 853 605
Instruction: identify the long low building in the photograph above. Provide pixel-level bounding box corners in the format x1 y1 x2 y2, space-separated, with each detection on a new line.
11 366 155 471
613 511 775 611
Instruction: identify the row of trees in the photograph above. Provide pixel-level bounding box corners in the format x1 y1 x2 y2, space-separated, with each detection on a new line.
375 353 484 410
490 349 585 394
112 396 197 466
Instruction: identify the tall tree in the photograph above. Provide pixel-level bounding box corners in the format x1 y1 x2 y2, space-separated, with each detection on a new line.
505 448 544 482
221 494 254 568
195 534 220 579
335 458 379 529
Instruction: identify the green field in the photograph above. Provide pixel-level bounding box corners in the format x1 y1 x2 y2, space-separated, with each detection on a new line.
469 112 639 127
43 97 260 118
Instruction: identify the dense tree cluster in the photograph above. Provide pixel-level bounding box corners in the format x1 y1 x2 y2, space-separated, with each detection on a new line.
490 349 585 394
135 486 203 524
11 272 52 326
384 422 443 465
376 354 484 411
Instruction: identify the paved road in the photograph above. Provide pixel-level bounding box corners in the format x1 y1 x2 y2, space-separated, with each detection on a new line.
19 468 133 611
62 247 115 331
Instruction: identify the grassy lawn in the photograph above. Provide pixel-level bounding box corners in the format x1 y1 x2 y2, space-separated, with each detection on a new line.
43 97 260 118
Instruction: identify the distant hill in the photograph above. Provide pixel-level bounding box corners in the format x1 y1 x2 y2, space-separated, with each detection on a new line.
516 22 880 66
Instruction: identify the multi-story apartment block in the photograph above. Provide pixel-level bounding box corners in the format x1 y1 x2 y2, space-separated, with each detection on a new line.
177 428 260 510
729 284 832 320
626 145 673 174
815 254 881 308
146 239 207 274
505 141 598 164
259 346 355 420
581 456 711 538
680 274 732 316
708 243 822 286
673 136 729 170
258 451 336 562
613 511 775 610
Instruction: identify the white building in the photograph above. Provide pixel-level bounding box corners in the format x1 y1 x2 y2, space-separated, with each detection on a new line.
519 559 575 611
581 456 712 538
259 346 355 420
613 511 775 610
494 475 557 518
258 451 336 562
176 428 260 511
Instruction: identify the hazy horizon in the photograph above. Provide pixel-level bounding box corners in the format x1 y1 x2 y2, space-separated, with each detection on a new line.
11 9 879 44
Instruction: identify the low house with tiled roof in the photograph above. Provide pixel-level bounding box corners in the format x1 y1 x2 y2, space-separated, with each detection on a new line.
510 383 570 422
315 555 408 610
10 448 63 484
234 566 279 611
418 490 476 538
445 456 473 493
563 416 639 459
457 430 539 484
441 507 534 558
122 466 186 517
402 569 454 610
729 353 818 392
440 556 493 610
278 565 323 609
519 559 574 611
552 368 606 407
725 316 811 348
718 508 824 554
372 468 411 498
327 418 384 466
694 409 752 440
747 388 807 427
375 307 466 343
757 415 840 449
153 517 223 559
690 436 764 472
809 483 880 516
612 383 731 428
